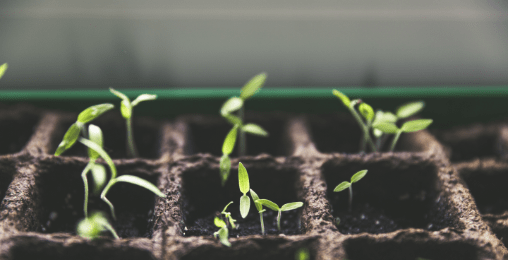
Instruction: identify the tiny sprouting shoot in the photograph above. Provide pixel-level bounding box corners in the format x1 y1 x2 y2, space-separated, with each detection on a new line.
221 201 237 229
213 217 231 247
77 211 119 240
256 199 303 231
110 88 157 158
333 170 368 211
373 119 433 151
249 188 267 235
238 162 251 219
220 125 239 186
295 248 310 260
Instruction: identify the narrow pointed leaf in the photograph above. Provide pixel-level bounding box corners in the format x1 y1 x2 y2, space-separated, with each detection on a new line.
240 195 250 218
333 181 351 192
374 111 398 125
332 89 351 107
401 119 433 132
222 201 234 213
220 155 231 186
0 63 7 79
214 217 227 228
373 121 399 134
132 94 157 106
359 103 374 122
77 104 114 123
88 124 103 160
91 164 107 194
55 122 81 156
238 162 250 194
280 202 304 211
221 97 243 116
242 124 268 137
396 101 425 119
223 114 243 125
109 88 130 101
249 189 263 212
222 126 238 155
114 175 165 197
351 170 368 183
240 73 267 100
218 227 231 247
256 199 279 211
79 137 117 179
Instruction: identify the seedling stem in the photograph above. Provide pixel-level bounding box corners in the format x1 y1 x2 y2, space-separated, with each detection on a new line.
333 170 368 211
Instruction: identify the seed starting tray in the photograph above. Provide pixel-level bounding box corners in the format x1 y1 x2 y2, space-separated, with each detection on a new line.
0 100 507 260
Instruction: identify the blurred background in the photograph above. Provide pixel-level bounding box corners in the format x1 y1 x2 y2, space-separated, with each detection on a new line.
1 0 508 89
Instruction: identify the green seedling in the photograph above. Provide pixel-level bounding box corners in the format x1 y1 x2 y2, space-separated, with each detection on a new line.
373 119 433 152
238 162 251 219
333 89 376 152
54 103 114 156
0 63 7 79
295 248 310 260
78 137 165 220
77 211 119 239
110 88 157 158
213 217 231 247
220 73 269 157
333 170 368 211
249 189 266 235
220 125 239 186
221 201 237 229
256 199 303 231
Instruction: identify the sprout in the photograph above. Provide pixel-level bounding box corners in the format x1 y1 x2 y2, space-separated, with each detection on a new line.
396 101 425 119
77 211 119 240
220 125 238 186
0 63 7 79
249 189 266 235
78 137 165 220
373 119 433 151
54 103 114 156
255 199 303 231
221 201 237 229
333 170 368 211
110 88 157 158
220 73 269 157
295 248 310 260
213 217 231 247
238 162 251 219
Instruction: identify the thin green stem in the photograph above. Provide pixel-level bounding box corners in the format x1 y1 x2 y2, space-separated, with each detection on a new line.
259 212 265 235
126 117 138 158
375 136 382 151
349 185 353 211
102 222 120 239
349 107 376 152
100 179 118 220
81 162 94 218
277 210 281 231
390 130 403 152
239 106 246 156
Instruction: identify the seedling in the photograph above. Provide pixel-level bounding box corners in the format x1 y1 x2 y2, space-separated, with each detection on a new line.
0 63 7 79
295 248 310 260
220 125 238 186
333 170 368 211
221 201 237 229
110 88 157 158
238 162 251 219
249 189 266 235
373 119 433 151
77 211 119 239
256 199 303 231
54 103 114 156
220 73 269 157
78 137 165 220
213 217 231 247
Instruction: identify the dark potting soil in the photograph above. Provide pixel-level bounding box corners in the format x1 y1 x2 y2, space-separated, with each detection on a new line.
462 168 508 215
0 111 40 155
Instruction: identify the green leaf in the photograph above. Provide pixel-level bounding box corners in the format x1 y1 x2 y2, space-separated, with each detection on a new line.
256 199 279 211
359 103 374 122
221 97 243 116
240 194 250 218
77 103 115 123
222 125 238 155
351 170 368 183
396 101 425 119
240 73 267 100
220 154 231 186
333 181 351 192
222 201 234 213
295 248 310 260
401 119 433 132
372 121 399 134
332 89 351 107
214 217 227 228
249 189 263 212
77 216 102 239
238 162 250 194
109 88 129 101
91 164 107 194
223 114 243 125
242 124 268 137
373 128 383 138
218 227 231 247
55 122 82 156
120 99 132 119
0 63 7 79
114 175 165 197
373 111 397 125
280 202 304 211
87 124 103 160
78 137 117 179
131 94 157 106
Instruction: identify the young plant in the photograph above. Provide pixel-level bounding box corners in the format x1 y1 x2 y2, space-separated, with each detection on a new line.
238 162 251 219
373 119 433 152
78 137 165 220
221 201 237 229
255 199 303 231
333 170 368 211
0 63 7 79
110 88 157 158
249 189 266 235
77 211 119 239
213 217 231 247
54 103 114 156
220 125 239 186
220 73 269 157
295 248 310 260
